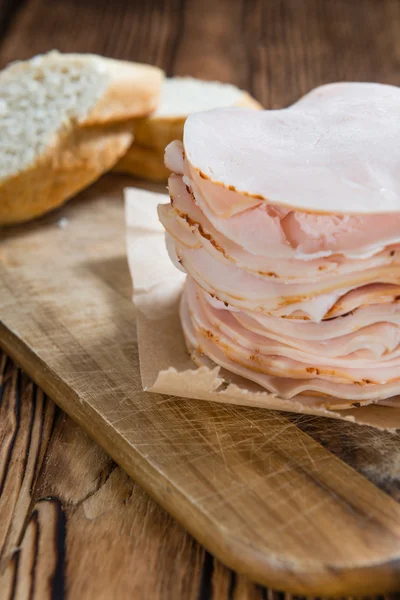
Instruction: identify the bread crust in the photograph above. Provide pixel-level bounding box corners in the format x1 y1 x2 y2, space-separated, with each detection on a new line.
0 123 133 225
130 90 262 151
83 58 164 125
114 90 263 183
0 53 164 225
113 143 169 183
115 89 262 180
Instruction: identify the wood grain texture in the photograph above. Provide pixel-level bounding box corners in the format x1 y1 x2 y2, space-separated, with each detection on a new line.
1 364 397 600
2 353 399 600
0 357 275 600
0 355 55 569
3 181 400 595
0 355 212 600
243 0 400 108
0 0 183 69
2 0 400 597
1 0 400 103
0 352 293 600
0 0 25 46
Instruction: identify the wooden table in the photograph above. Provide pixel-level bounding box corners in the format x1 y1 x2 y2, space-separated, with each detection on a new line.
1 1 400 598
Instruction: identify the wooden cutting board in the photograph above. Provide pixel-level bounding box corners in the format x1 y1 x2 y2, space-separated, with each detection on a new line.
3 176 400 596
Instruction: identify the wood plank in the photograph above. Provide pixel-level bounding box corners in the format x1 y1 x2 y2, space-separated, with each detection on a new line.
2 354 397 600
0 0 25 46
0 352 284 600
2 0 400 596
0 354 207 599
244 0 400 107
2 181 400 595
2 0 400 105
0 354 55 569
0 0 184 69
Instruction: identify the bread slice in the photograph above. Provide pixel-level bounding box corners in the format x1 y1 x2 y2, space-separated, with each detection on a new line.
113 144 169 182
0 51 164 225
114 77 262 181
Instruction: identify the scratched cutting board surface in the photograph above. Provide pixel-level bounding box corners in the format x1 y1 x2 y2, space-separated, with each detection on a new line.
3 177 400 596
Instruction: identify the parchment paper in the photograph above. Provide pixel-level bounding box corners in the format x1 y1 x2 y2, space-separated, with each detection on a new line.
125 187 400 430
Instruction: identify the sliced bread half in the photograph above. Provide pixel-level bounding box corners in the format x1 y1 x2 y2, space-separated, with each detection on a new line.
0 51 164 225
114 77 262 181
114 143 169 182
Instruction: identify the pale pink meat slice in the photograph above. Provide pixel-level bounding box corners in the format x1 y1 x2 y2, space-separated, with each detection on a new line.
162 175 400 282
188 162 262 218
171 234 400 322
162 196 400 320
187 280 400 380
234 296 400 340
324 283 400 318
196 285 400 361
255 290 351 322
185 171 294 258
196 320 400 384
282 211 400 258
166 141 400 262
164 138 400 260
187 164 400 260
174 240 400 313
180 284 400 406
159 204 200 250
183 84 400 215
240 284 400 323
164 140 185 174
162 91 400 410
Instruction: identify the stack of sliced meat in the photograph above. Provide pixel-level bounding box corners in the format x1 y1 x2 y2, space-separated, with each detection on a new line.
158 82 400 409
